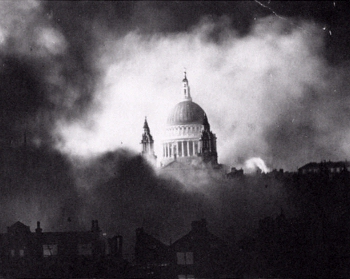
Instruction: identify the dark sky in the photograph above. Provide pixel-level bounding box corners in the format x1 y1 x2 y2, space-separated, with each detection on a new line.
40 1 350 64
1 0 350 256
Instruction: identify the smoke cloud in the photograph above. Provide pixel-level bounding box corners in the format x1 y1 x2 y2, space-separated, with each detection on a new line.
0 1 347 171
54 11 349 172
67 149 288 255
0 146 83 232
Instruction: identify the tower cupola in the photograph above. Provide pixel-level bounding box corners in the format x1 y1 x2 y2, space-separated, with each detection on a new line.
140 117 157 166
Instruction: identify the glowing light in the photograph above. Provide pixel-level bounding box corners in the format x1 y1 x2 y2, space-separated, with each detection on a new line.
245 157 270 173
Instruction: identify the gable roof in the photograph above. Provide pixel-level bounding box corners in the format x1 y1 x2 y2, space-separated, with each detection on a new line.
170 220 228 251
135 228 168 250
8 221 31 233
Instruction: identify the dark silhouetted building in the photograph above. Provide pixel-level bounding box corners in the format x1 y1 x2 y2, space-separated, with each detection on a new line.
130 227 171 278
226 167 244 179
0 220 125 278
169 219 235 279
132 219 237 279
298 160 350 175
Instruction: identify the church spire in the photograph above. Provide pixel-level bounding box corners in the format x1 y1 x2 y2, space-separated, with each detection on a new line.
143 117 150 133
182 69 192 101
140 117 157 165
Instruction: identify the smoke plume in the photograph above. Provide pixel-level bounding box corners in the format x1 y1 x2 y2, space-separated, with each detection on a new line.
53 9 350 172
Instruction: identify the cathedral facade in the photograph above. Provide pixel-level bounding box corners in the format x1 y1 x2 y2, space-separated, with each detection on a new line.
141 71 218 168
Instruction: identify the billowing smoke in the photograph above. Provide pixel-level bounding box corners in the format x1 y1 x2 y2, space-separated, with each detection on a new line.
0 1 100 232
67 149 288 255
53 7 350 172
0 145 84 232
0 1 100 149
1 1 346 172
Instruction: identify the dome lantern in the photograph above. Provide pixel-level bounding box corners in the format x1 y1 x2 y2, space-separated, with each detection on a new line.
182 69 192 101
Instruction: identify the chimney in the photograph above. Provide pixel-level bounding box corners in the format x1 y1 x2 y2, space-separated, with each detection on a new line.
35 221 42 234
91 220 101 233
117 235 123 258
110 235 123 258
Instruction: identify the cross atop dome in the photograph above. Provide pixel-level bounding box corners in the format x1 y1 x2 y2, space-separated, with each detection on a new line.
182 69 192 101
182 68 188 82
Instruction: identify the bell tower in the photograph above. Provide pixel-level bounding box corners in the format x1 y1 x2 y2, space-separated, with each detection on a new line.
199 113 218 165
140 117 157 166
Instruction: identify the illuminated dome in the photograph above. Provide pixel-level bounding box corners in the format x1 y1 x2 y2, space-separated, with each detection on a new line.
161 71 218 167
167 101 205 126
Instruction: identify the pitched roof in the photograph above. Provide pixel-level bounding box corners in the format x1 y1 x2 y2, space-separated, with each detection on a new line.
8 221 31 233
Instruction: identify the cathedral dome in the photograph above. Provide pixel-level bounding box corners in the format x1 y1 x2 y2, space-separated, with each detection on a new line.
167 100 206 126
161 71 218 167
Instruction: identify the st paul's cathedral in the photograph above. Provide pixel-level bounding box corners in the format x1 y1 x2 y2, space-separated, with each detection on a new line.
140 71 219 170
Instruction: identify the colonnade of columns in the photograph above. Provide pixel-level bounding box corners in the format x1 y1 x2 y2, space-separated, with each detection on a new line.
163 140 200 158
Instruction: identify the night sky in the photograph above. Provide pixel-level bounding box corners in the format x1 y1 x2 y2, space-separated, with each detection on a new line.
1 1 350 256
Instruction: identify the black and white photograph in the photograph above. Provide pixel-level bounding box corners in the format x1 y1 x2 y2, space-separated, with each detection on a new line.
0 1 349 278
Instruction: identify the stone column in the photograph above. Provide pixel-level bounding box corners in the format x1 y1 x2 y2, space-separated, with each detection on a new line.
181 141 184 157
187 141 190 157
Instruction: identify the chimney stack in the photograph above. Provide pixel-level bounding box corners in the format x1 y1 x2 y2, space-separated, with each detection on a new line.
109 235 123 258
91 220 100 233
35 221 42 234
